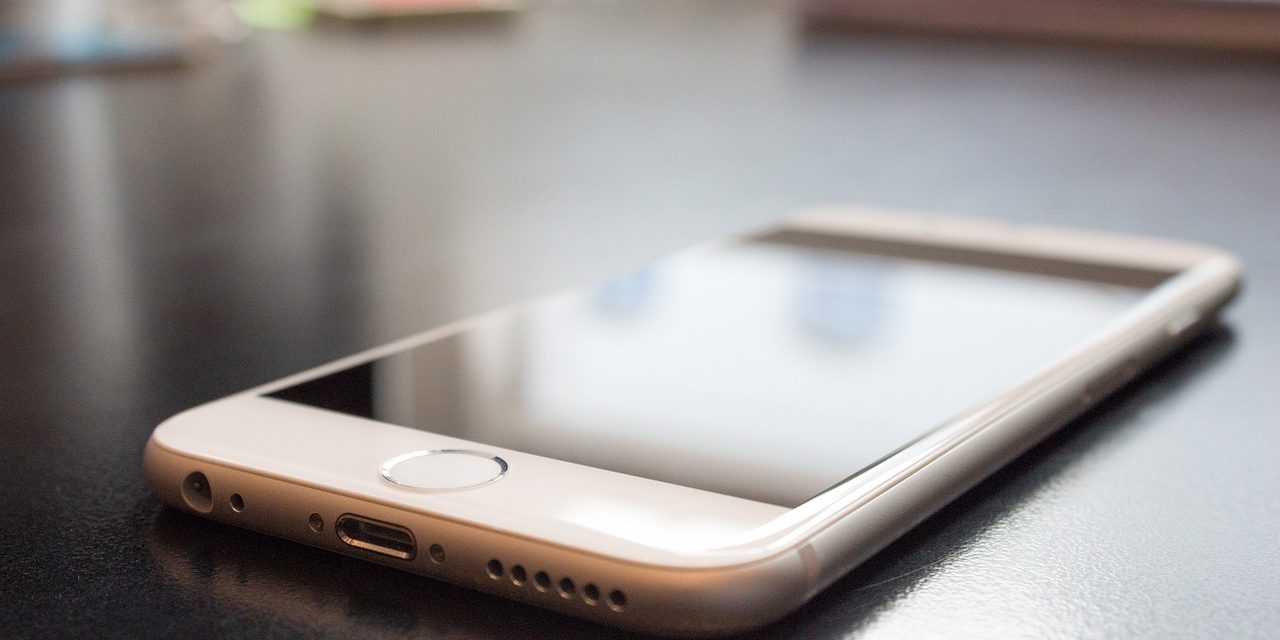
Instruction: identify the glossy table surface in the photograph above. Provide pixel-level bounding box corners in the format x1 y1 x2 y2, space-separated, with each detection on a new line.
2 2 1279 637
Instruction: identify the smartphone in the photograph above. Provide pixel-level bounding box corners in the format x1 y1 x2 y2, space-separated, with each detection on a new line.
144 207 1240 637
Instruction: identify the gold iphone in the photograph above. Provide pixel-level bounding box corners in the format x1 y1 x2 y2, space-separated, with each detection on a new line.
145 207 1240 636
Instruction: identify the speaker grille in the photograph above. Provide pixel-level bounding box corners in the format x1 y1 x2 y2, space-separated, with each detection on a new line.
485 557 626 612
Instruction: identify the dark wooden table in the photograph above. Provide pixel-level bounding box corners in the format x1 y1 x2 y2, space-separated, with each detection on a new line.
3 2 1278 637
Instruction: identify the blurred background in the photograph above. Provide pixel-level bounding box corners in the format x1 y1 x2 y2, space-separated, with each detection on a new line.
1 1 1278 639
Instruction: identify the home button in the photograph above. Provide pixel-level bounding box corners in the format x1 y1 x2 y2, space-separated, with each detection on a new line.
381 450 508 491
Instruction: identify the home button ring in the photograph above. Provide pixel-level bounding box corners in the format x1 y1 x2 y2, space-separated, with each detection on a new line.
381 449 509 491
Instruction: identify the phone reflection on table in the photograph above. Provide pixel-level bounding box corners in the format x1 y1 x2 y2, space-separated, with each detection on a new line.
147 509 610 639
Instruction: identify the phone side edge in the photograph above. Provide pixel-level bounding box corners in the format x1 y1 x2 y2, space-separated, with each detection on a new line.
796 249 1241 598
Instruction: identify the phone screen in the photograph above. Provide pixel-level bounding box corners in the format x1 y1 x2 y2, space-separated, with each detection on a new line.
268 238 1153 508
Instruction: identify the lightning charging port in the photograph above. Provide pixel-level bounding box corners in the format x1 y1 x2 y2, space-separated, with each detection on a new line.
335 514 416 560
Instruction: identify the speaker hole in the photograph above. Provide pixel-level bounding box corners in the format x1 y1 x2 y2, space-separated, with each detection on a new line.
607 589 627 612
582 583 600 605
533 571 551 592
428 544 446 564
309 513 324 533
229 493 245 512
557 577 575 599
486 559 503 580
180 472 213 514
510 565 527 586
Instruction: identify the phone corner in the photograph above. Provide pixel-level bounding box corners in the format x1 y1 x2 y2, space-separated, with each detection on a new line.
141 432 198 515
610 547 817 637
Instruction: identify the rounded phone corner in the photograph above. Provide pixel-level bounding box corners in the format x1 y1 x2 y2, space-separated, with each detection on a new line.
142 434 188 515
